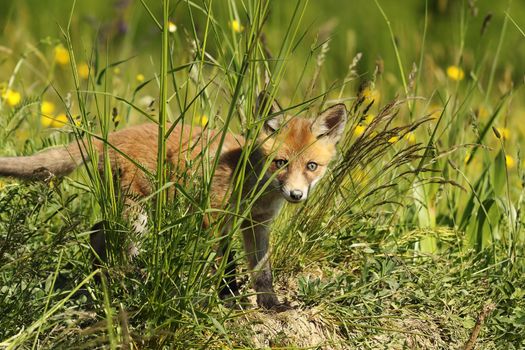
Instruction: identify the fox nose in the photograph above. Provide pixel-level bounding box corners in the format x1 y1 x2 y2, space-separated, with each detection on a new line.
290 190 304 201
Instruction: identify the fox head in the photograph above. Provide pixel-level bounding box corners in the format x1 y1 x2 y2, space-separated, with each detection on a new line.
255 92 347 203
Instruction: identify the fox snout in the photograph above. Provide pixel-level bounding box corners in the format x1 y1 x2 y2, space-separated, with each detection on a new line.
281 186 307 203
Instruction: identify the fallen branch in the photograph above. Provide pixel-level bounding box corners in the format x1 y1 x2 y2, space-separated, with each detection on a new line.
463 302 496 350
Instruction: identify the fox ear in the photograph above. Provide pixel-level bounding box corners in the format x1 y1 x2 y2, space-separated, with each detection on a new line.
255 91 283 133
311 104 347 143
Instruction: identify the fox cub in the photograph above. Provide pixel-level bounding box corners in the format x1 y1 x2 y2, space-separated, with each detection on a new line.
0 93 347 309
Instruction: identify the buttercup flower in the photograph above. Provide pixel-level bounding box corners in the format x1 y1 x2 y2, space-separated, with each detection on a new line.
41 113 69 128
361 86 380 106
388 136 399 144
446 65 464 81
54 45 70 66
2 89 21 106
53 113 69 127
78 63 90 80
136 74 145 83
364 113 375 125
405 132 416 144
229 19 244 33
41 115 53 128
41 101 55 115
193 114 208 127
353 125 366 137
506 155 515 169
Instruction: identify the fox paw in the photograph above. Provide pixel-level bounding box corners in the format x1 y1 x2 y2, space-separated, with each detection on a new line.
257 292 291 312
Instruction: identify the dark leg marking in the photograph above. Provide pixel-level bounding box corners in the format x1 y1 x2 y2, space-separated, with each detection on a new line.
89 220 108 284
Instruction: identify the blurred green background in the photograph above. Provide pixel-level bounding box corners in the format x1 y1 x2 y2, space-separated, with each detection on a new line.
2 0 525 92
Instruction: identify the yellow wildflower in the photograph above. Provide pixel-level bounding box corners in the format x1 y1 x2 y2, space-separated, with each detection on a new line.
193 114 208 127
506 155 515 169
495 127 510 140
168 21 177 33
446 65 464 81
353 124 366 137
361 86 380 106
53 113 69 127
42 113 69 128
388 136 399 144
54 45 70 66
78 62 90 80
229 19 244 33
136 74 145 83
2 89 21 106
41 101 55 115
405 132 416 144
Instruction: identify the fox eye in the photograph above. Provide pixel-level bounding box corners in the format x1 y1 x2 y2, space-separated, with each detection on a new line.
307 162 318 171
274 159 287 169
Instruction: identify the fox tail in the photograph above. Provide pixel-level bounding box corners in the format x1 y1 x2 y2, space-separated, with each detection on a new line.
0 141 100 180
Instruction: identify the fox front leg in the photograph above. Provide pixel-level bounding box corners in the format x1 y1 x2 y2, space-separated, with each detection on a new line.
217 235 240 300
241 217 281 310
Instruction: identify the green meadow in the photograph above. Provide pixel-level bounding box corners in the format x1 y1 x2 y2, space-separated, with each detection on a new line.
1 0 525 348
